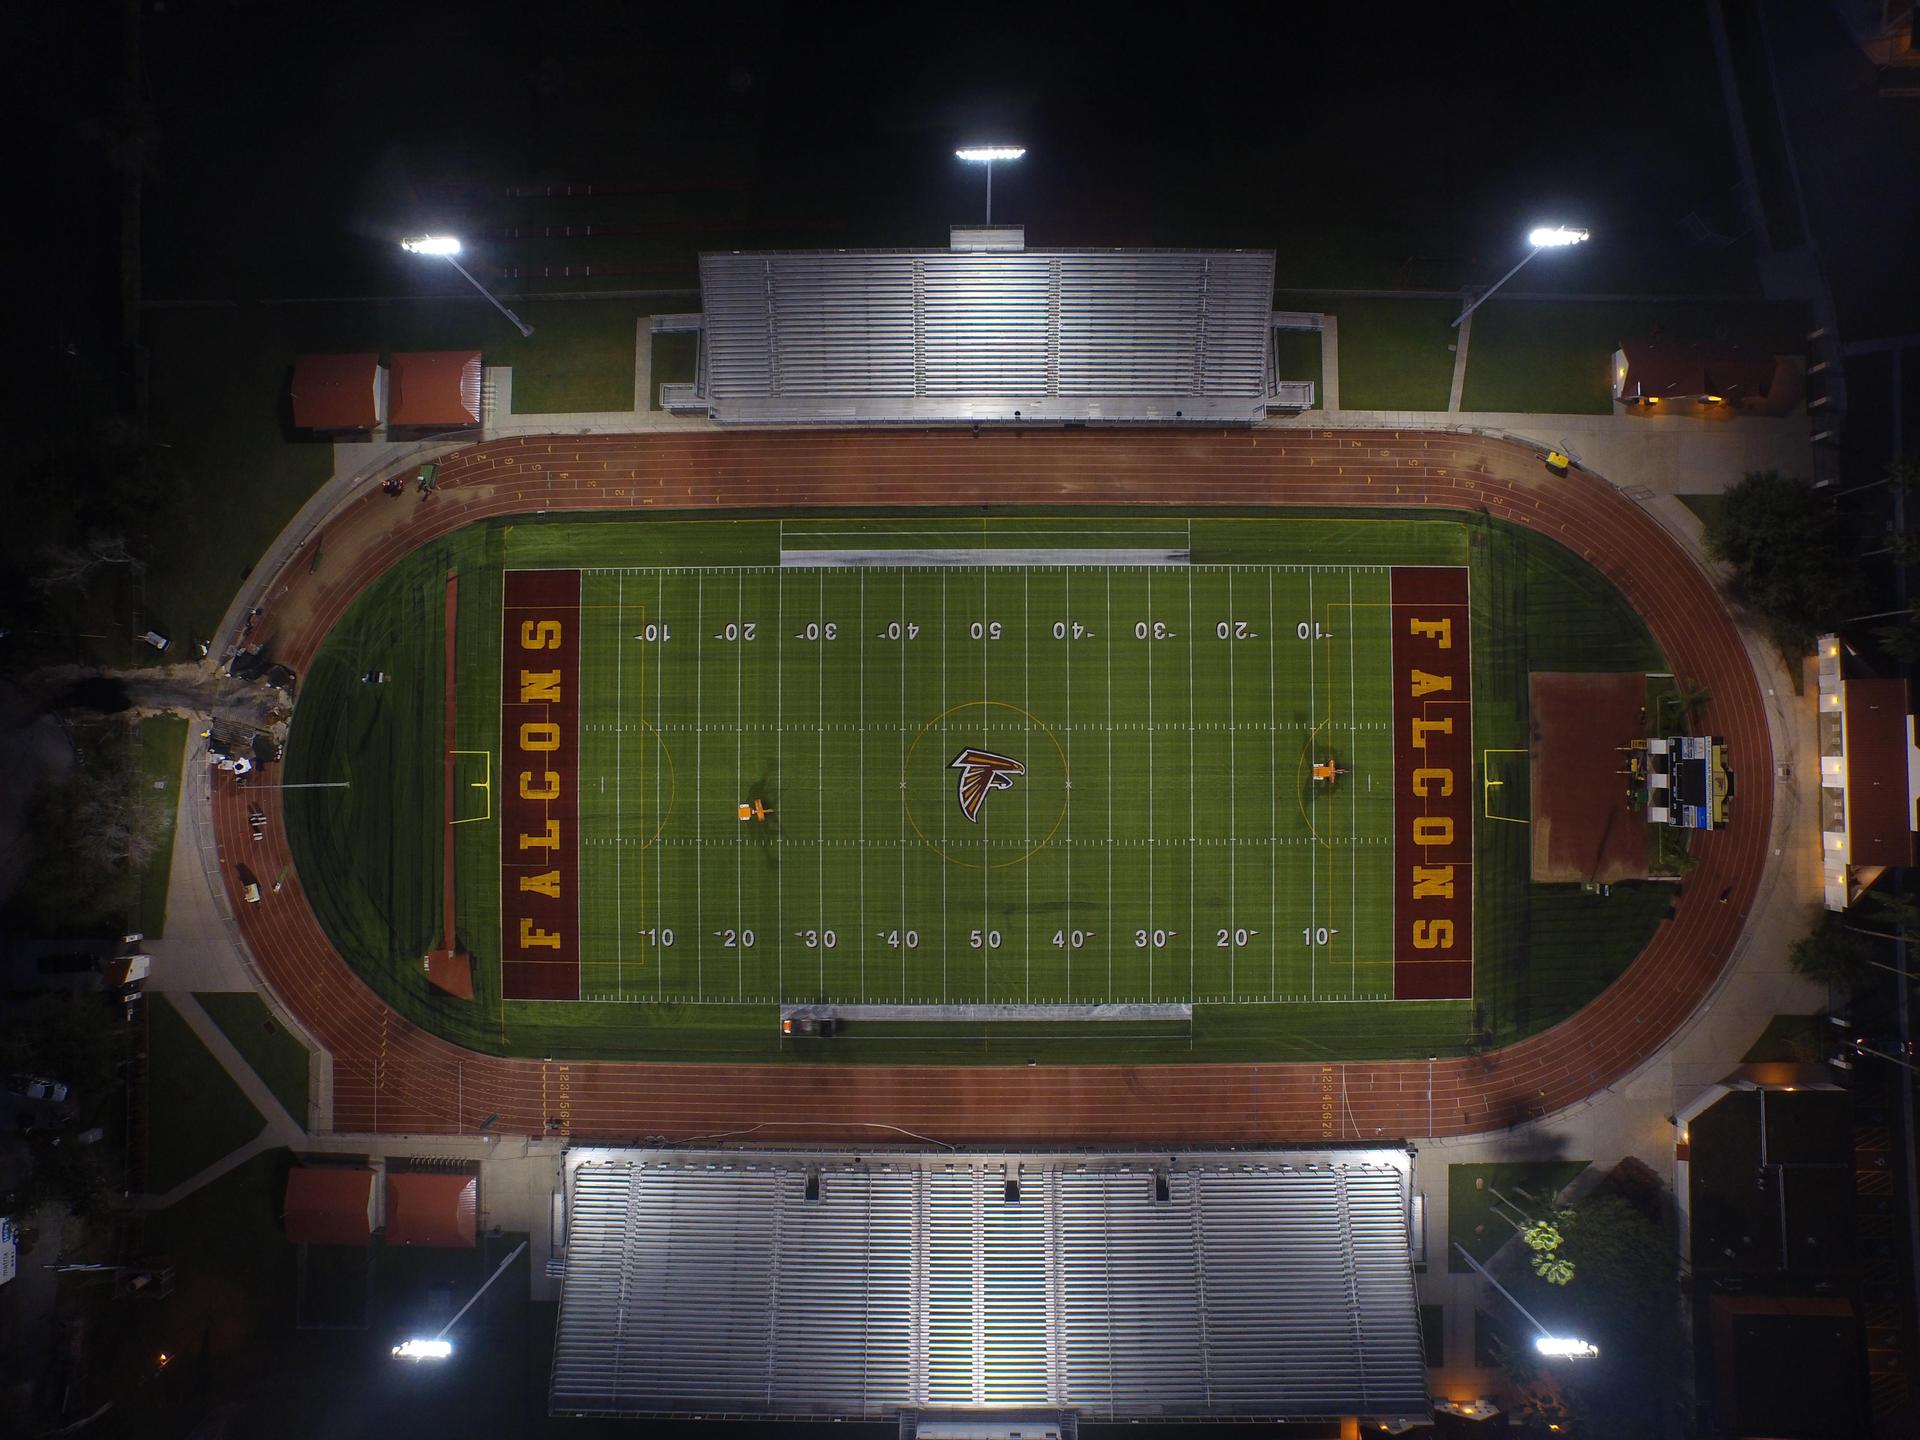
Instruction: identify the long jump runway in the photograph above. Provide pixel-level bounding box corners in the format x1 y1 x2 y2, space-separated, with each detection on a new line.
213 429 1771 1144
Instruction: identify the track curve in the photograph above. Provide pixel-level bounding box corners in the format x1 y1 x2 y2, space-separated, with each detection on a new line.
212 428 1770 1143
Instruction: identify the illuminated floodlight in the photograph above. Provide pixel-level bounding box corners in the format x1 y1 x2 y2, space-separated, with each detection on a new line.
392 1337 455 1361
1454 222 1592 328
954 146 1025 225
1526 225 1590 248
400 234 462 256
1533 1335 1600 1359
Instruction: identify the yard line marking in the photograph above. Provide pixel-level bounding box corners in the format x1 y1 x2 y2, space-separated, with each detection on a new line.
1024 568 1031 1003
735 572 743 998
940 570 948 1002
1268 569 1277 998
695 574 704 1001
776 571 784 1003
1147 567 1155 999
1227 569 1236 1002
1186 566 1196 1006
818 569 825 997
899 570 908 999
1064 566 1073 1001
1349 569 1358 998
982 566 989 1001
1106 570 1114 1002
1308 569 1316 1000
615 573 624 998
858 570 867 1000
656 569 665 1002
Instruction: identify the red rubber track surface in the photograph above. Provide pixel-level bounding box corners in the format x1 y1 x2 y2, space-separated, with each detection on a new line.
215 429 1769 1143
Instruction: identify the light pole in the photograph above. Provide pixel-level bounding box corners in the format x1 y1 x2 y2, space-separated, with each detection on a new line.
392 1240 528 1361
955 146 1025 226
1451 225 1590 329
1452 1243 1599 1360
400 235 534 339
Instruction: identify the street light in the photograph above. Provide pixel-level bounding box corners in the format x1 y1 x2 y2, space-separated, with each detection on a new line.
955 146 1025 226
400 234 534 339
1452 224 1590 329
391 1240 528 1361
1453 1244 1599 1361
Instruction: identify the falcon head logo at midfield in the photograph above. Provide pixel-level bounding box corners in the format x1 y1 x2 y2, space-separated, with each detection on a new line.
950 748 1025 823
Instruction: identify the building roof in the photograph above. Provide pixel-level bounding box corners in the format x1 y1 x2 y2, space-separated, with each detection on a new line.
389 350 483 427
384 1171 478 1248
693 248 1276 425
283 1166 375 1247
1843 677 1917 866
290 353 384 430
1616 339 1780 403
550 1148 1428 1424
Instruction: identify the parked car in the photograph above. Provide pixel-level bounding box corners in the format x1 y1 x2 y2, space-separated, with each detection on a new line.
5 1076 69 1104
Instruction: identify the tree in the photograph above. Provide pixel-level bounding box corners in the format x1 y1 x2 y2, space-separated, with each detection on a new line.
1788 910 1874 993
1873 619 1920 666
9 720 168 930
1705 470 1865 657
31 532 144 596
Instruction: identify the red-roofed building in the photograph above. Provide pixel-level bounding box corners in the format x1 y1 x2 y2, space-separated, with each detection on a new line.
283 1166 376 1246
291 353 386 431
385 1170 478 1248
389 351 484 429
1818 637 1920 908
1611 340 1801 417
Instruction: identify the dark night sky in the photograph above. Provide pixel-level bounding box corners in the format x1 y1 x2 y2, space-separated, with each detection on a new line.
16 1 1916 347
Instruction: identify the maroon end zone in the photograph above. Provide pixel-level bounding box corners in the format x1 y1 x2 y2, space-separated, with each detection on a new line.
500 569 582 1001
1392 567 1473 999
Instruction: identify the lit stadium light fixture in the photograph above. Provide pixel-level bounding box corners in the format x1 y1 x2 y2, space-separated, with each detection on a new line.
1534 1336 1600 1360
1453 223 1592 329
400 233 534 338
392 1338 454 1361
955 146 1026 226
400 234 463 256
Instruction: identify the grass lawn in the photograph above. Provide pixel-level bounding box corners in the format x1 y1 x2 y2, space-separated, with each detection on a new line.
1677 492 1729 534
1742 1012 1828 1064
1277 292 1459 412
144 994 265 1192
1460 298 1810 415
135 715 189 937
288 507 1666 1064
648 330 700 410
1269 328 1324 405
1448 1160 1591 1271
194 991 311 1126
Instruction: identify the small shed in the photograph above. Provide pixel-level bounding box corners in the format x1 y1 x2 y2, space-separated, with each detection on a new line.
284 1166 376 1246
389 350 484 428
291 353 386 431
385 1170 478 1248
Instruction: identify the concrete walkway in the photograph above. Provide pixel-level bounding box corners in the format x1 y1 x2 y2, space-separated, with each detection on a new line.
1446 313 1472 413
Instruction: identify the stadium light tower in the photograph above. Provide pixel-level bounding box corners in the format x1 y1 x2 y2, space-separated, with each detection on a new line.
400 234 535 339
1451 224 1590 329
392 1240 528 1361
955 146 1025 226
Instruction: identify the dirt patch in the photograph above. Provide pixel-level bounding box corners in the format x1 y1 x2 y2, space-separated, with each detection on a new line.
1530 672 1653 883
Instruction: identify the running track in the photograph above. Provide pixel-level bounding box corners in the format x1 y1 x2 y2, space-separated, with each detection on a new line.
211 429 1771 1144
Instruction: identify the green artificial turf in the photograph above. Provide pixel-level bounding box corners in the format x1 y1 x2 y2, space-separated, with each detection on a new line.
194 991 312 1127
287 508 1667 1063
1448 1160 1591 1271
135 715 188 937
144 994 265 1192
1459 298 1810 415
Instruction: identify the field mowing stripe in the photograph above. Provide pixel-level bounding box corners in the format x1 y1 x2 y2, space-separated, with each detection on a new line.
1064 567 1072 999
940 571 948 1001
776 573 783 1001
615 573 623 996
1227 569 1236 1001
1146 568 1154 997
694 574 703 1000
899 571 907 997
1105 571 1114 1002
1024 568 1031 1002
735 572 743 997
1349 570 1357 996
817 569 825 996
1186 567 1195 1005
1268 570 1278 998
656 569 664 1001
859 570 866 999
1309 570 1316 999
